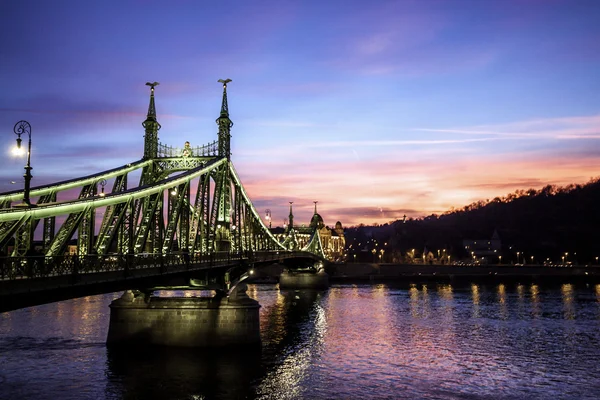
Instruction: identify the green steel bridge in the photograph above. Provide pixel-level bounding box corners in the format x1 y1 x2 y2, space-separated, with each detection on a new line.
0 80 326 312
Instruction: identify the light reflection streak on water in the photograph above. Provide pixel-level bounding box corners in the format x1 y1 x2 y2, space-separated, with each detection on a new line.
258 287 288 346
408 283 432 319
434 284 457 374
366 284 394 366
256 294 327 400
515 283 526 320
561 283 575 320
530 283 541 318
409 284 419 318
497 283 508 320
596 284 600 304
371 284 389 332
422 284 431 318
471 283 480 318
405 283 463 386
246 283 259 299
437 284 455 330
517 283 524 300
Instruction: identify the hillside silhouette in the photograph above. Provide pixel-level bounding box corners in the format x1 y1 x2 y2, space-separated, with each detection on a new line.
345 178 600 265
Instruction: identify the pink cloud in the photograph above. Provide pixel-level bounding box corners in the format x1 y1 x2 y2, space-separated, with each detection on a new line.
238 150 600 227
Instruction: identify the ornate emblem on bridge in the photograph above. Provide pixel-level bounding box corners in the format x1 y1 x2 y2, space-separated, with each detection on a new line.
182 141 192 157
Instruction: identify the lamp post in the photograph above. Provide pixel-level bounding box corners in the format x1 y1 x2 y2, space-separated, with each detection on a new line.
265 209 272 229
13 120 34 206
98 179 107 197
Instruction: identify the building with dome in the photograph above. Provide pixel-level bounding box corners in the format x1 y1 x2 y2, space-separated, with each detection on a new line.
273 202 345 262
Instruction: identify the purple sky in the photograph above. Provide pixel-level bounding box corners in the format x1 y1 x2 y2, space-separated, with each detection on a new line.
1 0 599 227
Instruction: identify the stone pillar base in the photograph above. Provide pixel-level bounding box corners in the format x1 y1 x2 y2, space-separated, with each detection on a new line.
279 270 329 290
107 291 260 347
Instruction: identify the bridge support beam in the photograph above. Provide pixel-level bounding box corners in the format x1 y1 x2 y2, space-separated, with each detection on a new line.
279 269 329 290
106 289 260 347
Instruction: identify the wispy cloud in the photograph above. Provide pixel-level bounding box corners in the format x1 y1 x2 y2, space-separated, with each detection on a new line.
413 115 600 139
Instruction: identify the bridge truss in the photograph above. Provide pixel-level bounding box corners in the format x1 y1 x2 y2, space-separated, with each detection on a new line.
0 81 326 264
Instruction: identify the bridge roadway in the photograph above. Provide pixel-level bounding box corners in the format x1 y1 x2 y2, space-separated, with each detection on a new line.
0 250 319 313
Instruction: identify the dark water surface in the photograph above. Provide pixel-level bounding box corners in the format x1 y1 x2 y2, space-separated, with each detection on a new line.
1 282 600 400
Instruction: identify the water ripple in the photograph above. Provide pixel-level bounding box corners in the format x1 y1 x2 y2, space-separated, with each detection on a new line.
0 283 599 399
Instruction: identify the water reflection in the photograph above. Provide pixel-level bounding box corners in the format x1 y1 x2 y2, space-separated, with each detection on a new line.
105 346 262 400
562 283 575 320
2 283 600 399
471 283 480 318
256 288 326 400
408 283 431 318
497 283 508 320
530 283 541 318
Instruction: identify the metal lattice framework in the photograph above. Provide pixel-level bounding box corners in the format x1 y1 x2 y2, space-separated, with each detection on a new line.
0 81 326 263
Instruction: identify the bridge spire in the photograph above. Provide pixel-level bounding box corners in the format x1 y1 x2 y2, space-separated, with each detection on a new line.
314 201 318 214
142 82 161 159
288 201 294 232
216 79 233 160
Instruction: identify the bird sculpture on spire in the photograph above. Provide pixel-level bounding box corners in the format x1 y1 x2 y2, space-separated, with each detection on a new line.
218 78 232 88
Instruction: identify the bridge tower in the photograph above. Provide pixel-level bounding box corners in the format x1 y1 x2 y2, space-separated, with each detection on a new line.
211 79 233 251
142 82 161 160
216 78 233 160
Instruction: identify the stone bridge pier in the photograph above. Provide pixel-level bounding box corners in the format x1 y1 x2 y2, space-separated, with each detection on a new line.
107 283 260 347
279 269 329 290
278 257 330 290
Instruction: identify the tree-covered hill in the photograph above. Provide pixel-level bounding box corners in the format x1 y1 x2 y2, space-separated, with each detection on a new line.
345 178 600 264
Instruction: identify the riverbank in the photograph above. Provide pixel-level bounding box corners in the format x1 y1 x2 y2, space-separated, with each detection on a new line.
248 263 600 284
328 263 600 283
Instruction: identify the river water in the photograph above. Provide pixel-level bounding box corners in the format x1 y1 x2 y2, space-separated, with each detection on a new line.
1 282 599 400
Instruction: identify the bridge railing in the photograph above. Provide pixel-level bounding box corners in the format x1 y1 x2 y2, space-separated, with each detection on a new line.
157 140 218 158
0 250 296 282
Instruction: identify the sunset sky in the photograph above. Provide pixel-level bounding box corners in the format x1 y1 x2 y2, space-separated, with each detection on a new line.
1 0 599 227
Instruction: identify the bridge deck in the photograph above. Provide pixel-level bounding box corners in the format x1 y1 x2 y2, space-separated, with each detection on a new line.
0 251 321 312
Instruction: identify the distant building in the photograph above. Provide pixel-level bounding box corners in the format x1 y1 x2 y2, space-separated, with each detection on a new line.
463 230 501 258
273 202 345 261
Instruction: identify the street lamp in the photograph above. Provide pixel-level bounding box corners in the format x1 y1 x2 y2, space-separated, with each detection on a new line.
12 120 34 207
98 179 107 197
265 209 272 229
